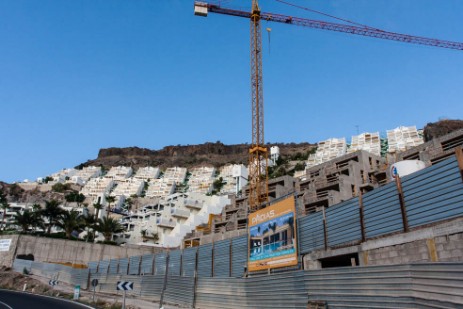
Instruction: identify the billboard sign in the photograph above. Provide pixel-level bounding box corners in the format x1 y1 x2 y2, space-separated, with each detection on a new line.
248 197 298 272
0 239 11 252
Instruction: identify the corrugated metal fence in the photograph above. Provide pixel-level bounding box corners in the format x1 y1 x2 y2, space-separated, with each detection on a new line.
14 259 463 308
13 259 89 289
194 263 463 309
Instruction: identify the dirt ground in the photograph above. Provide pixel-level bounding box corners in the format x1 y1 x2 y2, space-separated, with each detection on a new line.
0 267 180 309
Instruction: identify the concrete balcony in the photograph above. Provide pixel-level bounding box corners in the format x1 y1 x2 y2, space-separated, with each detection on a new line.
184 199 202 210
156 217 176 228
171 208 190 218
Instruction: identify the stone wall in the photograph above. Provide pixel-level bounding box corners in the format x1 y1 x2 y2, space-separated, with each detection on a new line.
0 234 165 267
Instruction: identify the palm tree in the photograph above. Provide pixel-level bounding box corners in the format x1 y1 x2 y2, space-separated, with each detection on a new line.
124 198 133 211
105 195 116 214
32 204 41 212
13 210 43 234
93 201 103 219
56 210 83 239
41 200 65 234
0 191 9 231
82 214 96 242
95 217 124 242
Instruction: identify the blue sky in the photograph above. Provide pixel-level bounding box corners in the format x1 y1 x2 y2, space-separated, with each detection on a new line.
1 0 462 183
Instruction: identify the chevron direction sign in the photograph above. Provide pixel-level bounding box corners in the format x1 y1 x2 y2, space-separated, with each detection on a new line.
117 281 134 291
49 280 58 286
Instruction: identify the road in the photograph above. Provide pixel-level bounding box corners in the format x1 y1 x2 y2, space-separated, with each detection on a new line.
0 290 94 309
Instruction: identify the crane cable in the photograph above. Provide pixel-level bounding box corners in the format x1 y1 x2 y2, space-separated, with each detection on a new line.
274 0 383 31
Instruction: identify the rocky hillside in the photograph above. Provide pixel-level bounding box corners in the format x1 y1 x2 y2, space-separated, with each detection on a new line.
423 119 463 142
80 142 316 170
0 181 66 204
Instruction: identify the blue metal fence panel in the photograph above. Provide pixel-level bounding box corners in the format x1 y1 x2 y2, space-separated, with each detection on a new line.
298 211 325 254
245 271 308 309
326 198 362 247
231 236 248 278
363 182 403 238
97 260 109 274
108 259 119 274
118 258 129 275
140 254 154 275
164 275 195 306
196 277 247 309
213 239 230 277
128 256 141 275
197 243 213 277
155 252 167 275
88 261 99 274
168 250 182 276
305 264 414 308
139 275 164 300
402 157 463 228
182 247 197 277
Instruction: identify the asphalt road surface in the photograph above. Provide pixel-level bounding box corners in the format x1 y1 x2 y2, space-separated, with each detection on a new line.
0 289 94 309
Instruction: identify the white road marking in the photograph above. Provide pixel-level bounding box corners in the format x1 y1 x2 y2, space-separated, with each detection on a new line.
0 300 13 309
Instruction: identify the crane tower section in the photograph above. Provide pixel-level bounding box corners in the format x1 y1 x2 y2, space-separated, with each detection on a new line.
248 0 269 212
195 1 269 212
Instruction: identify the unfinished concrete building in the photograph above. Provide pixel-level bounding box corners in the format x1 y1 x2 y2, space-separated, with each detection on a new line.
183 175 296 246
395 129 463 166
297 150 387 214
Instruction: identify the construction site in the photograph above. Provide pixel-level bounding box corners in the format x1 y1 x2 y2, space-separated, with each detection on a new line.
1 1 463 308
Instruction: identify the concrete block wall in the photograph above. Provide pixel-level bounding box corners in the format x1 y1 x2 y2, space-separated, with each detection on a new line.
0 235 164 267
366 239 431 266
435 233 463 262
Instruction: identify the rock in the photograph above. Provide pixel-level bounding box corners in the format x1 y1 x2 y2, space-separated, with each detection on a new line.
423 119 463 142
80 142 316 171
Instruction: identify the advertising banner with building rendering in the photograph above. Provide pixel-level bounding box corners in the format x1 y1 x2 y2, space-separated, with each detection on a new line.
248 197 298 272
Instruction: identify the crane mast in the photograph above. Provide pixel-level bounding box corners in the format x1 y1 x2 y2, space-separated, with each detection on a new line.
249 0 269 212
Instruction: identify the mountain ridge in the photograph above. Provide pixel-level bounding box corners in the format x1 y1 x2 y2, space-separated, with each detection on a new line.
80 142 316 170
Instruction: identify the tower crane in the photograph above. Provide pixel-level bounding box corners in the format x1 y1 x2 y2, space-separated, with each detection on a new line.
194 0 463 213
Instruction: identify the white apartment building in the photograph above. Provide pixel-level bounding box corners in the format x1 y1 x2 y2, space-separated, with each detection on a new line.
387 126 424 153
48 168 78 184
188 166 216 194
105 166 133 181
163 167 187 184
219 164 248 195
348 132 381 157
116 192 231 247
111 178 145 197
70 166 102 185
270 146 280 165
80 177 114 197
134 167 160 181
145 179 176 198
307 137 347 168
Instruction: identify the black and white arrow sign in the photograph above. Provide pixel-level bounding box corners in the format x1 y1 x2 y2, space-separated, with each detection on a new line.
49 279 58 286
117 281 134 291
